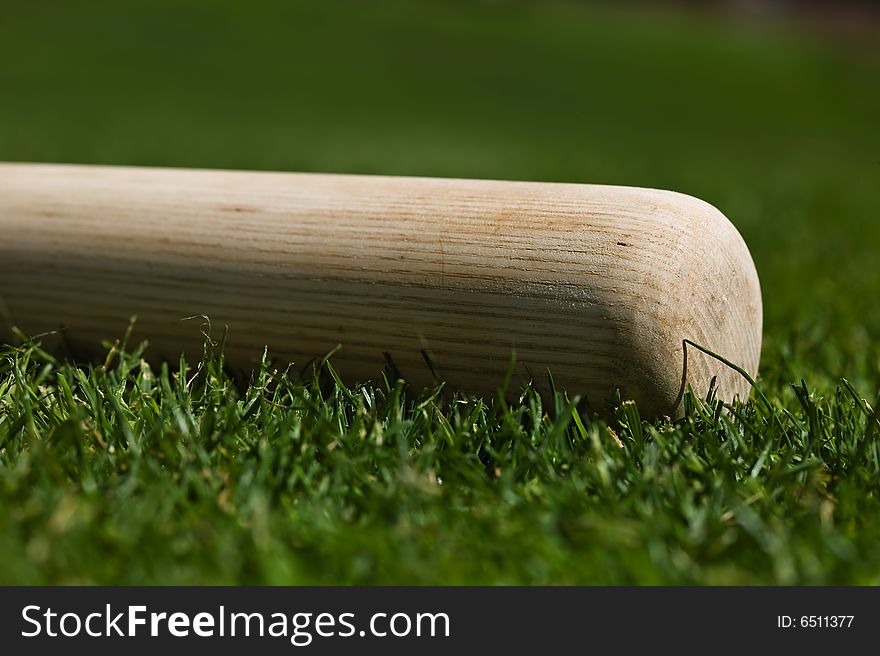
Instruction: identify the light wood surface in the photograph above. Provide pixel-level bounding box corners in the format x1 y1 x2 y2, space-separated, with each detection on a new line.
0 163 762 416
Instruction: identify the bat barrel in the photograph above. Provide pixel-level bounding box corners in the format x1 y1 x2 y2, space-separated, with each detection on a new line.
0 163 762 416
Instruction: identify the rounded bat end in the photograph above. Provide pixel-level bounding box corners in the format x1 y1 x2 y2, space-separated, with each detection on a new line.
612 190 763 417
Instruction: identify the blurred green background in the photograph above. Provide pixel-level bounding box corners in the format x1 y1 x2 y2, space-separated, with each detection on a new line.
2 0 877 396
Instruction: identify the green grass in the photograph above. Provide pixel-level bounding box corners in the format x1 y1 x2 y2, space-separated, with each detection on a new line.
2 327 879 584
1 0 879 584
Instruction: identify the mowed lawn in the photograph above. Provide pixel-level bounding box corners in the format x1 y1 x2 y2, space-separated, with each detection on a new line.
1 1 879 584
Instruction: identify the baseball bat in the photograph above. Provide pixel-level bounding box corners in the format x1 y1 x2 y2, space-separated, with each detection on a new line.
0 163 762 417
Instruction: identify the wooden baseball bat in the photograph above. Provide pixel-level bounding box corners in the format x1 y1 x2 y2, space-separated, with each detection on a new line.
0 163 762 417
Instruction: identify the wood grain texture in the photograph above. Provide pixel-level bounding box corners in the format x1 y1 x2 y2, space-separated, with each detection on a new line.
0 163 762 417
